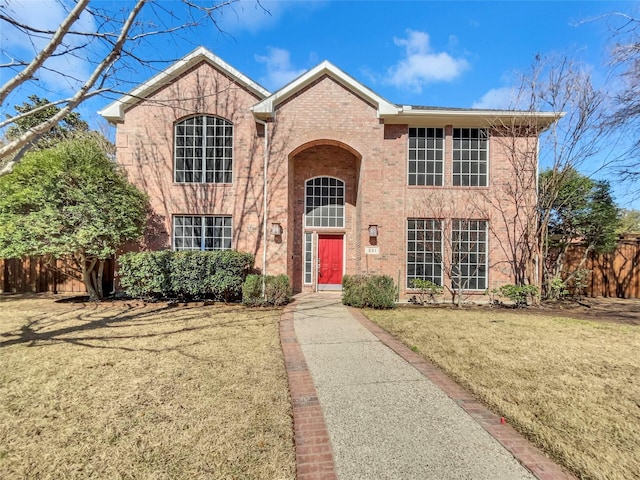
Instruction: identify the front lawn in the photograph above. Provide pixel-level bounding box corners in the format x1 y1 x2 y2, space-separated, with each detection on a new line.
0 296 295 479
365 306 640 480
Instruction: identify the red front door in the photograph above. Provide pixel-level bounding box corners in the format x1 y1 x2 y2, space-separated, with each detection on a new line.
318 235 343 288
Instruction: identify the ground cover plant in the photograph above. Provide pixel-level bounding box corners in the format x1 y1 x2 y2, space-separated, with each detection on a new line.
0 295 294 479
365 305 640 480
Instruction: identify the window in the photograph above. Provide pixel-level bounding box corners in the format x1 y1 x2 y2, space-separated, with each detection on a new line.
451 219 487 290
305 177 345 228
173 215 232 251
453 128 488 187
407 219 443 287
408 127 444 186
303 232 313 284
174 115 233 183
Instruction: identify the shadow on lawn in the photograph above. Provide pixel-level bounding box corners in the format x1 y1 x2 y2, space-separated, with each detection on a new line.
0 301 281 354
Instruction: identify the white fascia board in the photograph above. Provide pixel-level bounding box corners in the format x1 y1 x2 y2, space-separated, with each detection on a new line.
381 107 564 129
99 46 271 123
252 60 399 118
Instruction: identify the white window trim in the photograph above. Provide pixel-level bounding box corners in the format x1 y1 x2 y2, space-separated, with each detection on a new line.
450 219 488 291
172 215 233 251
173 115 234 184
406 218 444 289
451 128 489 188
304 176 346 229
407 127 445 187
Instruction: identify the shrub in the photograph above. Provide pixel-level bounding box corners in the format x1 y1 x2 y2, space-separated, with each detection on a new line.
499 284 539 307
548 276 569 300
342 274 396 309
567 268 590 298
170 251 208 300
117 251 172 300
118 250 254 301
206 251 256 301
409 278 444 304
242 274 292 306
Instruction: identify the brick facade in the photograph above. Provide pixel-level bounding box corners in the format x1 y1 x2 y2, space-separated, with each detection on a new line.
102 47 550 300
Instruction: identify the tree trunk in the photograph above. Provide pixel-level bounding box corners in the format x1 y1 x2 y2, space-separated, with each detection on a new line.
82 256 100 301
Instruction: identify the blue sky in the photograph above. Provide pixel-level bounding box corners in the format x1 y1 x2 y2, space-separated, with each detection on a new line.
1 0 638 204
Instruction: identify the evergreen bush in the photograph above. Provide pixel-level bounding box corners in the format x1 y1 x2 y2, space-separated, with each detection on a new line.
499 284 539 307
118 250 254 301
242 274 292 306
342 274 396 309
117 251 172 300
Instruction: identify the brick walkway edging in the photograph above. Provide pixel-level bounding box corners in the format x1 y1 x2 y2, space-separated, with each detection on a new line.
347 306 578 480
280 301 338 480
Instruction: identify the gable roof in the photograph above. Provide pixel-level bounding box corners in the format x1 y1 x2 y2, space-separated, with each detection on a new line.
251 60 400 119
99 47 561 130
99 46 271 123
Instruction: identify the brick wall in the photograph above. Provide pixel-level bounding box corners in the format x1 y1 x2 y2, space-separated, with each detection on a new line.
115 63 537 299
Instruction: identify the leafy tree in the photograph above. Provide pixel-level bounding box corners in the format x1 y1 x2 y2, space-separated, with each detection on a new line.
617 209 640 233
0 137 148 300
540 168 621 295
5 95 89 149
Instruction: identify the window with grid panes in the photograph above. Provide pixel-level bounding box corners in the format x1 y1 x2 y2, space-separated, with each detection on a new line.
305 177 344 228
407 219 443 287
173 216 232 251
174 116 233 183
451 219 487 290
408 128 444 186
453 128 488 186
303 232 313 284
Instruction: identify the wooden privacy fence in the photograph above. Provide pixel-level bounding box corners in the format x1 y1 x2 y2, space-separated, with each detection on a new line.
0 257 114 295
564 234 640 298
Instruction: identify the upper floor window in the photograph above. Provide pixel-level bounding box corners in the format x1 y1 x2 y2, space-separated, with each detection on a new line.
408 127 444 186
453 128 488 187
305 177 344 228
174 115 233 183
173 215 232 251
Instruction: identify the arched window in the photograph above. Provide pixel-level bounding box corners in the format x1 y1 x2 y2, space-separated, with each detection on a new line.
305 177 344 228
174 115 233 183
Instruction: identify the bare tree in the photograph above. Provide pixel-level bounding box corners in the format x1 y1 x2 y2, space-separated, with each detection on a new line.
482 55 609 297
605 13 640 193
0 0 244 175
412 191 489 307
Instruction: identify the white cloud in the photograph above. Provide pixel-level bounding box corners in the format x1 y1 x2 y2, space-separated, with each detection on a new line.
219 0 325 33
255 48 306 90
472 87 517 109
386 30 469 92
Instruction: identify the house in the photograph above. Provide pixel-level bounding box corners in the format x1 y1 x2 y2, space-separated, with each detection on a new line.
100 47 558 298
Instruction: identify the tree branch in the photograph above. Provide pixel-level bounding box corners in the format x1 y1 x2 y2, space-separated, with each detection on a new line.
0 0 91 105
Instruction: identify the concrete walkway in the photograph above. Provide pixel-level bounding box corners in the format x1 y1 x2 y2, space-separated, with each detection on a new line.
284 293 575 480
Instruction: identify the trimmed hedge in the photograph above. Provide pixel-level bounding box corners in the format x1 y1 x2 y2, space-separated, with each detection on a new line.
242 274 292 306
342 274 396 309
117 250 171 299
118 250 254 301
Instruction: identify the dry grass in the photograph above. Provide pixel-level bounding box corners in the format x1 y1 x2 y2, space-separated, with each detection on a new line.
365 306 640 480
0 295 294 480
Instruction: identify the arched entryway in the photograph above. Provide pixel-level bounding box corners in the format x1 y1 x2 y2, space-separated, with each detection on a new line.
288 141 361 293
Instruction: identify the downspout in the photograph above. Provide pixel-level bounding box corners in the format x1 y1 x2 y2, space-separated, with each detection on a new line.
256 118 269 298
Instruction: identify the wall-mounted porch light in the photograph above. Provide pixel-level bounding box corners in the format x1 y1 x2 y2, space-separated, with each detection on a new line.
271 222 283 236
368 225 378 238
